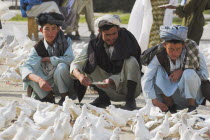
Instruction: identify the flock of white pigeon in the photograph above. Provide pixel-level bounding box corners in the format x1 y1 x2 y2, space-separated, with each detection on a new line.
0 95 210 140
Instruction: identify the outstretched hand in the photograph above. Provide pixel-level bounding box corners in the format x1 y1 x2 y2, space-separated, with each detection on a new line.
152 99 168 112
38 78 52 91
78 74 91 87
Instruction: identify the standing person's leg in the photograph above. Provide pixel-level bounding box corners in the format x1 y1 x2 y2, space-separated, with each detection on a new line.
0 20 2 29
84 0 95 39
65 0 82 40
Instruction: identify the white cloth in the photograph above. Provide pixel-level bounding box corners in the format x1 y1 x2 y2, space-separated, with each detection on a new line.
181 0 187 6
128 0 153 52
26 1 61 17
163 0 178 26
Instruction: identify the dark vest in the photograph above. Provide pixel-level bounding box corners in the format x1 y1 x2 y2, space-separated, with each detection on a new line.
83 28 141 74
34 39 49 57
156 49 171 76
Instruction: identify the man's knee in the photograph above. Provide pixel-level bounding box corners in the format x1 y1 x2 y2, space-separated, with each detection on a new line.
124 56 140 71
55 63 70 74
182 69 199 82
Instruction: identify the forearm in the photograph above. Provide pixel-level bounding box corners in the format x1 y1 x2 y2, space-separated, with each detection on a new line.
72 68 84 80
27 73 42 83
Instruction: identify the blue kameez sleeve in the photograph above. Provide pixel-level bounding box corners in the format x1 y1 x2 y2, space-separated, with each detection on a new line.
141 56 161 100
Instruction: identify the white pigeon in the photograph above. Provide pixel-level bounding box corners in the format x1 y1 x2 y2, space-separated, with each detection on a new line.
108 105 138 119
150 112 170 137
191 132 205 140
86 103 108 116
62 114 72 139
12 122 31 140
26 136 37 140
0 112 6 129
1 11 16 21
9 37 19 48
22 94 49 110
0 34 7 49
134 113 152 140
138 99 153 116
179 128 193 140
88 123 107 140
62 96 81 118
94 115 112 138
95 114 113 129
16 104 35 117
168 122 182 138
70 116 91 138
37 126 55 140
0 67 22 83
72 104 89 127
53 118 65 140
145 118 162 130
110 127 121 140
0 121 21 138
106 105 135 127
37 107 62 128
1 101 18 123
73 134 88 140
150 131 164 140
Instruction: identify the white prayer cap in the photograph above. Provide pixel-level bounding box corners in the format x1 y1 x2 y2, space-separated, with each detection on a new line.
95 14 121 28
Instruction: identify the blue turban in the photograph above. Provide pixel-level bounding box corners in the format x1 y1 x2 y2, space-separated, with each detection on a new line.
159 25 188 41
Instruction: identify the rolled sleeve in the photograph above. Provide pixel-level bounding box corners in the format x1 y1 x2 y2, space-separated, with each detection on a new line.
19 48 41 82
70 45 88 78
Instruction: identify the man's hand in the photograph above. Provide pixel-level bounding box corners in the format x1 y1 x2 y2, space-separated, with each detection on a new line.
169 69 183 82
152 99 168 112
77 73 91 87
98 78 114 88
42 57 51 62
37 78 52 91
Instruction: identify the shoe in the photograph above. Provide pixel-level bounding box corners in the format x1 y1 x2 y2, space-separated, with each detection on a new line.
41 95 55 104
66 33 80 40
123 100 137 111
188 105 196 112
90 97 111 108
168 104 177 113
90 33 96 40
58 97 65 106
27 85 33 97
68 93 77 100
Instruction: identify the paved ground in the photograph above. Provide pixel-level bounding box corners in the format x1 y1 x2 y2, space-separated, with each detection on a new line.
1 17 210 140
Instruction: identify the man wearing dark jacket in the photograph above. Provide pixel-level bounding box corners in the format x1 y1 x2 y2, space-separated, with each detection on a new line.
70 14 142 110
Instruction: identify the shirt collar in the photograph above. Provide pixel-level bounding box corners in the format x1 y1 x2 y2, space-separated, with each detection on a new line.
44 39 55 50
43 39 50 50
